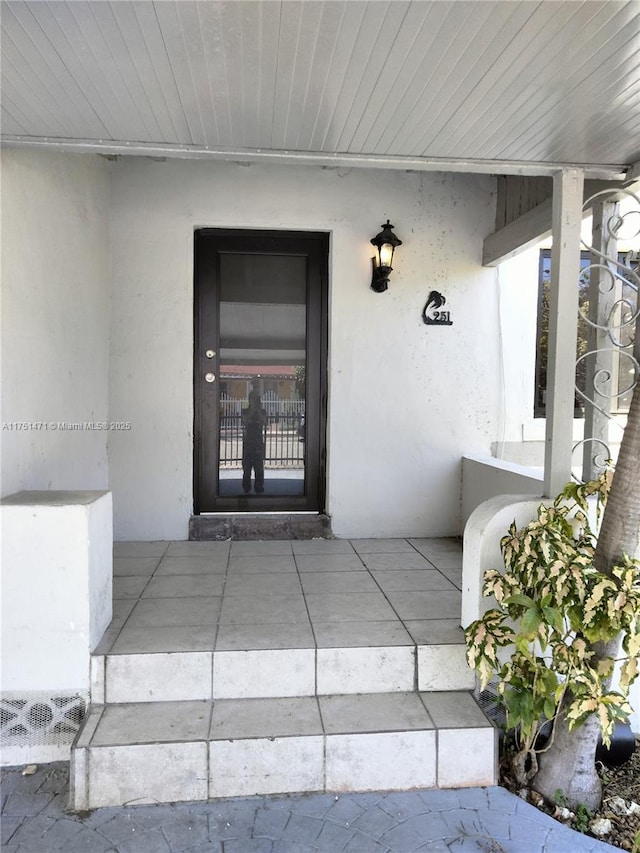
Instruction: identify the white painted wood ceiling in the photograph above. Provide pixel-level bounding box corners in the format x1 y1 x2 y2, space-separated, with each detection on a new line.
2 0 640 174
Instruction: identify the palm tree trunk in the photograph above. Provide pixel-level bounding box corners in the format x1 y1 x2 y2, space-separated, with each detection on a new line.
594 377 640 570
534 710 603 811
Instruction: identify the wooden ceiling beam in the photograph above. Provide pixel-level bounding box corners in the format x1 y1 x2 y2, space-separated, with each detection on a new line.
482 178 635 267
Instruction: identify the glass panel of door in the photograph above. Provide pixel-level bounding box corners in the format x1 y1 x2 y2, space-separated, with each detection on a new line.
217 253 307 498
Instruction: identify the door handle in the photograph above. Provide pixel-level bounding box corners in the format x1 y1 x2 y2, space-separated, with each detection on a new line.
205 372 216 383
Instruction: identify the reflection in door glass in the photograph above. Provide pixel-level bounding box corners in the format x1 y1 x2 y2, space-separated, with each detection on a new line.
217 253 306 498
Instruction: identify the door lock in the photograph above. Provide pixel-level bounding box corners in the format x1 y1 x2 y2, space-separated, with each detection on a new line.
205 349 216 358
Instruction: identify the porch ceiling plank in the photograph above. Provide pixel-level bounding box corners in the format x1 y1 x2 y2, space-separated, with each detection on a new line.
251 0 282 151
470 1 638 165
184 0 237 148
308 0 394 154
523 79 640 164
559 65 640 165
0 65 61 138
332 0 419 154
180 0 240 148
460 3 589 161
41 1 125 140
0 103 27 137
151 0 207 146
307 3 356 151
522 29 640 165
411 1 562 159
268 0 303 151
1 2 105 140
295 0 362 152
275 0 328 152
307 2 365 152
354 1 446 155
379 2 498 157
197 0 253 149
233 0 273 151
123 0 193 144
104 0 185 144
476 2 640 164
50 0 156 143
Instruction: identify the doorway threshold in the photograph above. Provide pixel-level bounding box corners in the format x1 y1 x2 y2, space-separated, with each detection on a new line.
189 512 332 541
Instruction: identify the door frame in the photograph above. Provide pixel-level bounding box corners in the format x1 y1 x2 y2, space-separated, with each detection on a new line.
193 228 329 515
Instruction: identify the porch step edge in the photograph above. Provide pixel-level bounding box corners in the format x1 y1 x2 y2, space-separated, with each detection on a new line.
94 642 474 703
70 691 497 809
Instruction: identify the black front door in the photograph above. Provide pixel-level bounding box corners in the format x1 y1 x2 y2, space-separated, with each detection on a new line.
194 229 328 513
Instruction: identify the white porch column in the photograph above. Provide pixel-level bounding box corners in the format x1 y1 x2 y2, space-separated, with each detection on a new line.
544 169 585 497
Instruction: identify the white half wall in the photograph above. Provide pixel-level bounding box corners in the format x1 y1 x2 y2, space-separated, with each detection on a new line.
461 495 550 628
462 455 543 527
109 159 499 539
0 150 110 495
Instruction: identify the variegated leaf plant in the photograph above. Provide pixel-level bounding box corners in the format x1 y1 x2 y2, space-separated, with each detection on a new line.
465 471 640 778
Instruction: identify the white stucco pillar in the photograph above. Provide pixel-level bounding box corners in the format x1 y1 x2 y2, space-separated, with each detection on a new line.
0 490 113 694
0 490 112 764
544 168 585 497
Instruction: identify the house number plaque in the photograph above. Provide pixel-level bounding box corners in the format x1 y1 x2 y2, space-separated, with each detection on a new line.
422 290 453 326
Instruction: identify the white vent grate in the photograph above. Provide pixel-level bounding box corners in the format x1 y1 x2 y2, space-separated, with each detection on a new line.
1 693 86 749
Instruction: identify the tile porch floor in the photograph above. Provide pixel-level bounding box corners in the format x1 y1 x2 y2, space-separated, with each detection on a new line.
98 537 466 657
75 537 495 808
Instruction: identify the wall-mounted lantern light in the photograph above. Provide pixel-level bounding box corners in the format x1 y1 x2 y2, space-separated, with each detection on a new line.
370 220 402 293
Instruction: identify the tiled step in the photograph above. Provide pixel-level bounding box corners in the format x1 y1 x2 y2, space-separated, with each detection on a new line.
70 691 497 809
90 640 475 703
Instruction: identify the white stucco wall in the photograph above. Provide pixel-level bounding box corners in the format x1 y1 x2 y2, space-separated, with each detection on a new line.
0 150 110 495
494 247 540 447
109 159 500 539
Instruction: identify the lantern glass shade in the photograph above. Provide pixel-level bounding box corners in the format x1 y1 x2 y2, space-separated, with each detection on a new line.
378 241 394 269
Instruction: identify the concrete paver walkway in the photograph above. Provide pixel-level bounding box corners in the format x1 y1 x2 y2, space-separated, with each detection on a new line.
1 762 617 852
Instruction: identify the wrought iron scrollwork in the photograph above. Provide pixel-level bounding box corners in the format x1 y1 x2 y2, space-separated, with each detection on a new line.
572 186 640 479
